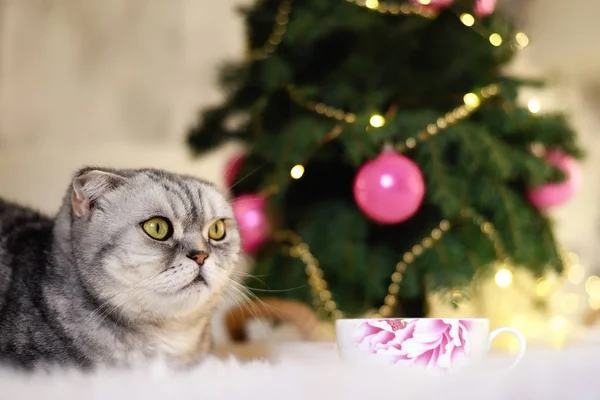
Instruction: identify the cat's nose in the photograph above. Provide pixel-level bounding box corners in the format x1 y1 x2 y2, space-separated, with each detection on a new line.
187 251 209 266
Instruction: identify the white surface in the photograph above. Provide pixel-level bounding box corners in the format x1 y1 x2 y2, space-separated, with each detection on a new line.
1 342 599 399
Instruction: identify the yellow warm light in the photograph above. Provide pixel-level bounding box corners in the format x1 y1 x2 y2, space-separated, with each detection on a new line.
515 32 530 48
365 0 379 9
560 293 580 315
463 93 480 109
536 279 552 297
528 99 541 113
369 114 386 128
417 0 431 4
569 251 580 263
567 263 585 285
494 269 513 288
550 315 569 333
489 33 503 47
585 276 600 295
589 297 600 310
290 164 305 179
510 315 527 329
460 13 475 27
587 279 600 298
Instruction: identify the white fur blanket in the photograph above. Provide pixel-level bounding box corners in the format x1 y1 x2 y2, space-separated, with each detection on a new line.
1 342 598 400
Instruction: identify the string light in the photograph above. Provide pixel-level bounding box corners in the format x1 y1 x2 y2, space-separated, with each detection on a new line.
460 13 475 27
463 92 481 109
515 32 530 48
536 278 552 297
345 0 436 18
489 33 503 47
567 262 585 285
247 0 292 61
249 2 544 321
277 220 451 320
550 315 569 332
276 205 509 321
527 99 541 113
248 0 530 66
586 277 600 300
365 0 379 9
560 293 580 314
585 276 600 294
290 164 305 179
495 268 513 287
589 297 600 310
369 114 386 127
348 0 528 54
395 84 499 153
291 83 499 155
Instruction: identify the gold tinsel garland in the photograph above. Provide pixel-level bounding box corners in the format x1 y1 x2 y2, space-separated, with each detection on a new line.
240 1 553 321
273 207 514 320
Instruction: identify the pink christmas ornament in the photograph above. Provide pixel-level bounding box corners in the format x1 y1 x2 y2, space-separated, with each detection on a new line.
474 0 496 17
410 0 455 9
527 150 582 209
353 151 426 224
232 194 270 253
224 153 244 188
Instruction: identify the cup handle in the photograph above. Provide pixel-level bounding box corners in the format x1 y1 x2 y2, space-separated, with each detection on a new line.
488 326 527 370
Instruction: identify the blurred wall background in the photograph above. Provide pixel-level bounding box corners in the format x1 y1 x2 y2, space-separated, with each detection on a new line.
0 0 599 272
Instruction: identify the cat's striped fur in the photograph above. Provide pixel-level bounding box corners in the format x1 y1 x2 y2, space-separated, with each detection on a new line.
0 167 241 370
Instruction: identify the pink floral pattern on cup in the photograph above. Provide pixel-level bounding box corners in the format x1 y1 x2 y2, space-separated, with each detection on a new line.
353 319 473 369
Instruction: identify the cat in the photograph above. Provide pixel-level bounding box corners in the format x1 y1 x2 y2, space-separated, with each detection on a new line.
0 167 241 371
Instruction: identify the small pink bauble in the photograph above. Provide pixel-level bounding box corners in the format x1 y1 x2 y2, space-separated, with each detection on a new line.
224 153 244 188
527 150 582 209
410 0 455 9
232 194 270 253
474 0 496 17
353 151 426 224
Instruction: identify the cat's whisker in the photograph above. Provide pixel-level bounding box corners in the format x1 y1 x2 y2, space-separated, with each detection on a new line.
223 286 266 324
227 163 267 192
225 280 271 320
226 270 306 294
229 270 270 286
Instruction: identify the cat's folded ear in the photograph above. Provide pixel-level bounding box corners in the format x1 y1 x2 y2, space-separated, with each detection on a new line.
71 168 125 219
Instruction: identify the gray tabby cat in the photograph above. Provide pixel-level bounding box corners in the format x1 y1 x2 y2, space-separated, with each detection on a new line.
0 167 241 370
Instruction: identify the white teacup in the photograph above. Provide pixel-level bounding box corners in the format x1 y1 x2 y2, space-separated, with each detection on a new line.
335 318 526 371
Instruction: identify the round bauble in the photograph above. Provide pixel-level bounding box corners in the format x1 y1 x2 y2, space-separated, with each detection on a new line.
474 0 496 17
353 151 426 224
232 193 270 253
527 150 582 209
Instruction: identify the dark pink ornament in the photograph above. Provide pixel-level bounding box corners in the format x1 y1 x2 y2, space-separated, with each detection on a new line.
224 153 244 188
232 194 270 253
527 150 582 209
353 151 426 224
474 0 496 17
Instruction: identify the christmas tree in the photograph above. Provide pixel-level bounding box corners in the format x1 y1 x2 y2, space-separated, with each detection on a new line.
187 0 583 319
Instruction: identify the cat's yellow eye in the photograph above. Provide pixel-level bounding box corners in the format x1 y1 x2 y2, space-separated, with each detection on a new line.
208 219 226 241
142 217 172 241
